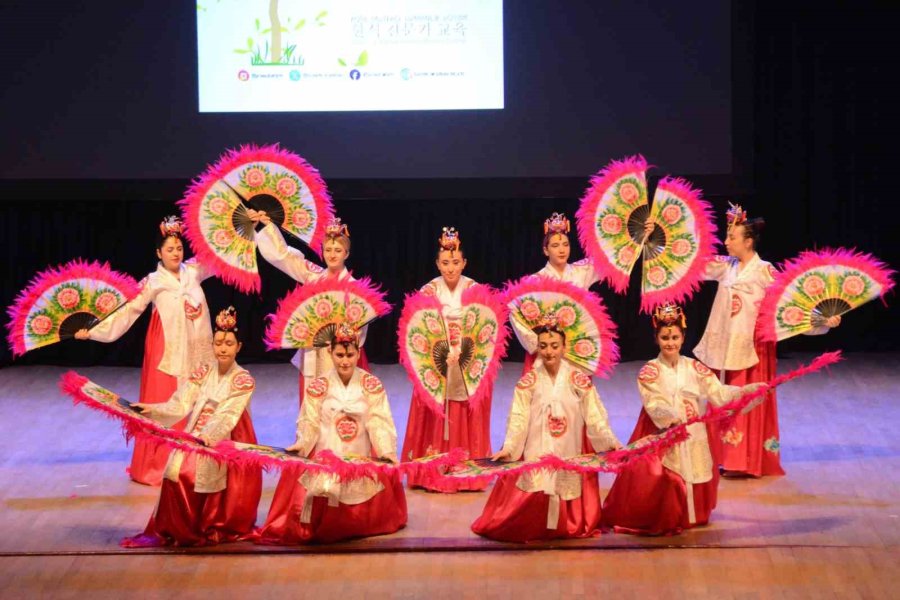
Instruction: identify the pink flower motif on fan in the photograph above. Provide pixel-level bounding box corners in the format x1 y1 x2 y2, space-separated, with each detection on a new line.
314 299 334 319
467 358 485 380
425 316 443 335
29 315 53 336
661 204 683 225
841 275 865 297
240 248 255 268
618 182 640 204
94 291 118 314
208 197 230 216
573 338 596 358
464 310 477 331
802 275 826 297
290 321 310 342
423 368 440 390
617 246 636 268
671 238 692 258
345 303 365 324
646 265 668 287
291 209 311 230
555 305 577 328
213 229 235 248
243 167 267 188
780 306 805 326
520 299 541 322
276 176 298 197
600 214 623 236
477 323 495 344
56 287 81 310
411 333 429 354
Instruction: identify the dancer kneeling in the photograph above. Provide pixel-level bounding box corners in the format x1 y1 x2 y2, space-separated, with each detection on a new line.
602 304 765 536
256 324 407 544
471 317 621 542
121 306 262 547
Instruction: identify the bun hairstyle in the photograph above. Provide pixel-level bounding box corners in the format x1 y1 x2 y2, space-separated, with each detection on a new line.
740 217 766 250
214 306 242 342
436 226 464 259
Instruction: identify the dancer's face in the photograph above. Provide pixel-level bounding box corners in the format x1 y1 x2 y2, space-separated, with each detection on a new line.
323 239 349 271
331 343 360 381
543 234 571 268
436 250 467 286
537 330 566 369
213 330 241 371
655 326 684 362
725 225 753 259
157 236 184 273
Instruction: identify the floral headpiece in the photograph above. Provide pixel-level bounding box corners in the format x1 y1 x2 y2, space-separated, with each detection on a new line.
543 212 571 235
215 306 238 332
325 217 350 239
651 303 686 329
531 312 563 335
726 202 747 231
159 215 183 238
438 227 461 254
333 322 360 345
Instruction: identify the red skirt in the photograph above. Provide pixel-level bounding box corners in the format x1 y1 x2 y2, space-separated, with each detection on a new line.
472 432 602 542
297 349 370 410
401 388 492 492
522 352 536 375
709 340 785 477
255 469 407 545
130 309 182 486
602 410 718 536
121 411 262 547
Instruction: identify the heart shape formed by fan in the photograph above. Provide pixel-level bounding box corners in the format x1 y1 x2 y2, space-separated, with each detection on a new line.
576 156 717 312
504 276 619 377
179 143 335 294
398 285 508 416
7 260 141 357
757 248 895 342
264 277 391 350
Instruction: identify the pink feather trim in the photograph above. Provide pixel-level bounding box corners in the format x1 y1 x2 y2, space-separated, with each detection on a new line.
503 275 620 378
178 143 336 294
460 284 510 414
441 351 841 483
757 247 896 342
264 276 391 350
575 155 649 293
397 290 450 417
7 260 141 357
640 176 718 313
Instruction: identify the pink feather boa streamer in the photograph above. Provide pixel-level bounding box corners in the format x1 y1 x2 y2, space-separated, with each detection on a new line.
757 247 896 342
178 143 335 294
460 284 510 414
264 276 391 350
575 155 649 293
640 176 718 313
7 260 141 357
503 275 620 378
58 371 224 463
442 351 842 483
397 290 447 417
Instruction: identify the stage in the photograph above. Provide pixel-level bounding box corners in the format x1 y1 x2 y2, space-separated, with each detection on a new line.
1 353 897 596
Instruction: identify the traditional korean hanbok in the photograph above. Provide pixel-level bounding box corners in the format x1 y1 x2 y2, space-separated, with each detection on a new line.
89 260 215 485
602 354 759 535
255 222 370 405
402 275 493 492
256 368 407 544
471 361 620 542
121 361 261 547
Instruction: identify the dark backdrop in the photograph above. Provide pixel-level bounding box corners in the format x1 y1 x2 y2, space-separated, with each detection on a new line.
2 2 897 369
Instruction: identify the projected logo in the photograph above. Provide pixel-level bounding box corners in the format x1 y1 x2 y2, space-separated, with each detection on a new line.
289 70 301 82
237 70 250 82
400 68 412 81
349 69 361 81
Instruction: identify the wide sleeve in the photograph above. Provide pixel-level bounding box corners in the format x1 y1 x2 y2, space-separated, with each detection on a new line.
694 361 746 410
255 222 315 283
499 374 534 460
364 386 398 459
145 380 196 427
509 312 538 355
88 278 154 342
573 258 601 287
581 386 621 451
197 372 254 445
637 365 681 429
703 255 731 282
294 382 322 455
185 258 213 283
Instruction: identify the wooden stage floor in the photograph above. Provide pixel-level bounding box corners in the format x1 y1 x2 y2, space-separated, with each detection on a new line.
1 354 898 597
